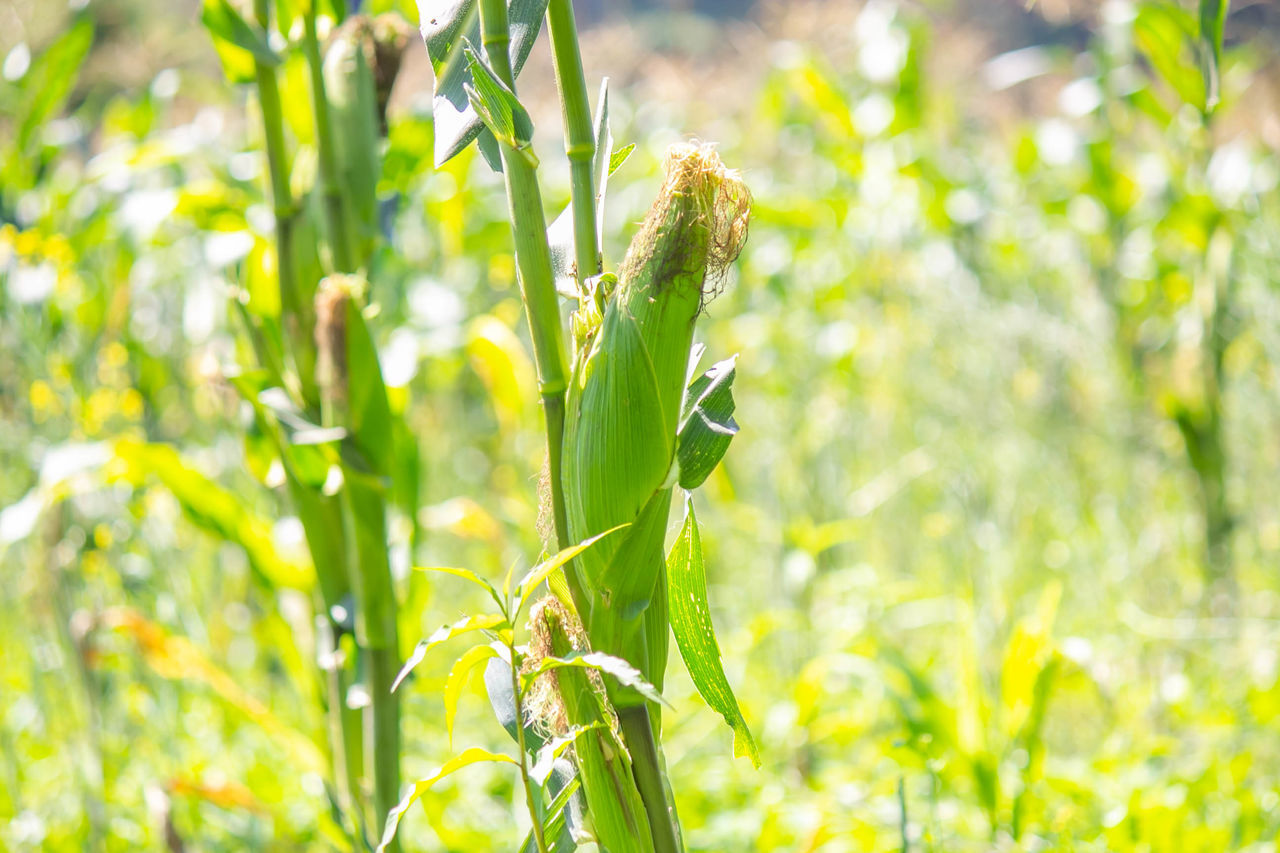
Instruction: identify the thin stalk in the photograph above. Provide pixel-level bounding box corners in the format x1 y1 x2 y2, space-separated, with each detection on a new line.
546 0 599 283
302 2 356 273
315 285 401 851
617 706 680 853
509 636 551 853
476 0 582 614
252 0 299 327
336 469 400 851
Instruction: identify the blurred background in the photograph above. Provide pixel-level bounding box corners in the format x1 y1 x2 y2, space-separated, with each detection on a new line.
4 0 1280 849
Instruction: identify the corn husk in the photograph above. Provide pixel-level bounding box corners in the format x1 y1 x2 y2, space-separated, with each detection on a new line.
561 143 750 704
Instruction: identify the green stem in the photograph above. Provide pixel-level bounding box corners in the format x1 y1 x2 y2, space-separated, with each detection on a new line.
546 0 599 283
510 639 551 853
303 2 356 273
476 0 584 616
252 0 298 327
617 706 681 853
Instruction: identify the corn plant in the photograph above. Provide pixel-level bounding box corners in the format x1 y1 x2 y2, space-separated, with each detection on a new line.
383 1 759 849
190 1 416 847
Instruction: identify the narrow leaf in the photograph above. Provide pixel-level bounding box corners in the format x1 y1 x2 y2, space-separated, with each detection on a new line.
444 643 500 747
667 498 760 767
513 523 629 613
523 652 671 709
608 143 635 176
413 564 504 610
393 613 510 692
1198 0 1229 112
378 747 518 852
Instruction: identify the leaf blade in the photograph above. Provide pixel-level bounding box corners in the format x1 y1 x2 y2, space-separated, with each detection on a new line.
666 497 760 767
393 613 510 692
377 746 518 852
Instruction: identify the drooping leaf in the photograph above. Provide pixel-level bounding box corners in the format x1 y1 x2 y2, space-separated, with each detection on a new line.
377 747 519 852
416 0 549 166
413 564 504 609
393 613 510 691
666 497 760 767
107 608 326 774
444 643 500 747
462 44 537 166
676 355 739 489
111 440 312 590
522 652 671 709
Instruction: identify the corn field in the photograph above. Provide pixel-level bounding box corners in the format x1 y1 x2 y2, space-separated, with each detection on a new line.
4 0 1280 850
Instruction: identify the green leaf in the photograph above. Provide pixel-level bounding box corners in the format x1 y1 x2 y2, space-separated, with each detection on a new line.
676 355 739 489
416 0 549 166
666 497 760 767
484 654 549 753
393 613 510 691
1134 1 1206 112
201 0 281 70
413 564 505 611
522 652 672 709
377 747 519 852
112 440 312 590
512 523 629 614
608 143 635 176
1199 0 1229 112
521 766 582 853
15 17 94 153
444 643 500 747
462 44 537 166
256 387 347 446
341 298 395 477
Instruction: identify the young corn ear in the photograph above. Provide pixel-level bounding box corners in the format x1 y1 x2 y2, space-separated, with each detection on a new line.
323 15 408 268
561 143 750 705
528 598 654 853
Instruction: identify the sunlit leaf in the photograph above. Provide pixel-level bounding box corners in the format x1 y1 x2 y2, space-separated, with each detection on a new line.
608 143 635 176
394 613 510 692
522 652 671 709
202 0 280 66
112 440 312 590
513 524 629 614
416 0 549 166
378 747 518 852
444 643 500 747
106 608 325 774
666 498 759 766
